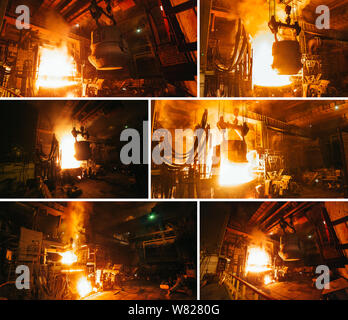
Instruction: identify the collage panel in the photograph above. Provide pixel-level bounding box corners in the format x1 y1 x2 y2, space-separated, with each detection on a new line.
200 201 348 300
0 0 347 311
0 100 148 198
200 0 348 97
0 201 197 300
151 99 348 199
0 0 197 98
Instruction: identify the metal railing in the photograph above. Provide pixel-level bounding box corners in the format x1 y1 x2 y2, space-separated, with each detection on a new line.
0 86 21 97
220 272 276 300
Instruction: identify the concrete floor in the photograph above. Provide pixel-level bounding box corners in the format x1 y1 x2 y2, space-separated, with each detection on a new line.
200 282 230 300
299 185 343 198
54 173 146 198
261 281 322 300
83 280 194 300
201 280 322 300
215 184 343 199
153 180 344 199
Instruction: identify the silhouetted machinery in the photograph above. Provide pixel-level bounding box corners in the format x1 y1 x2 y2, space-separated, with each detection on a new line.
272 40 302 75
279 234 303 261
268 1 348 96
89 25 129 73
216 108 249 163
87 0 195 83
75 141 92 161
278 218 303 261
0 0 197 97
268 4 303 76
88 1 131 77
72 126 92 161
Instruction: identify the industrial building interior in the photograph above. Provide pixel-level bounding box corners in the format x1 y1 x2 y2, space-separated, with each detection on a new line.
0 100 148 198
151 99 348 199
0 201 196 300
0 0 197 97
201 0 348 97
200 201 348 300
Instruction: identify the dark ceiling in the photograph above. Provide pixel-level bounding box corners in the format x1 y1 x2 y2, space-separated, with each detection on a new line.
201 201 320 242
88 201 196 237
29 100 148 141
154 100 348 136
2 0 138 41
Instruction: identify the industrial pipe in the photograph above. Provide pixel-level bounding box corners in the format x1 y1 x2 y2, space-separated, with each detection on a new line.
0 0 8 32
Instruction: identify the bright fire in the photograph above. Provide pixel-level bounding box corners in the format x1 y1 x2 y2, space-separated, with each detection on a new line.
59 250 78 265
60 134 81 169
77 276 92 297
252 32 291 87
264 275 272 285
36 45 77 89
219 150 257 186
245 247 271 273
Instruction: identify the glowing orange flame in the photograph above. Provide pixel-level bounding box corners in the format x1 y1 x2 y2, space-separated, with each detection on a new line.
77 276 92 297
219 150 257 186
59 134 81 169
252 32 291 87
264 275 272 285
245 247 271 273
36 45 77 90
59 250 77 265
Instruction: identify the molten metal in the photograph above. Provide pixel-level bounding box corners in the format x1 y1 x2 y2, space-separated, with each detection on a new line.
77 276 92 297
264 275 272 285
36 45 77 90
219 151 257 186
60 134 81 169
219 161 254 186
252 33 292 87
245 247 271 273
60 250 78 265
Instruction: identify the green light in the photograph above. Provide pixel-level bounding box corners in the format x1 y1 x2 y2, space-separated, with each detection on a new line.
148 213 156 220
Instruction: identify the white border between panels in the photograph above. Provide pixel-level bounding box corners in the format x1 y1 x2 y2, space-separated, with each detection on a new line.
148 99 152 200
1 198 347 202
197 199 200 300
197 0 200 98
